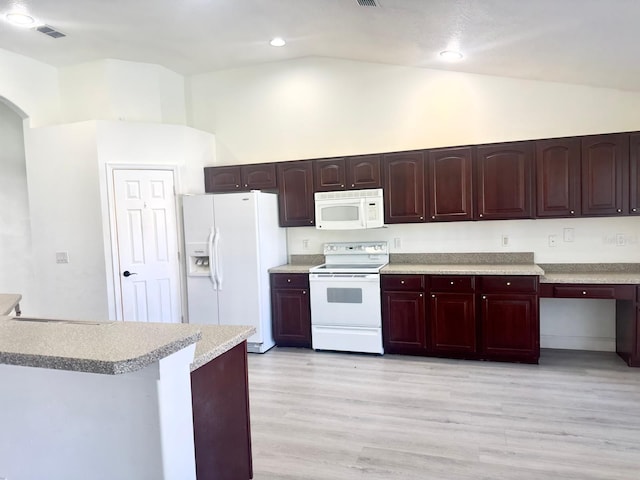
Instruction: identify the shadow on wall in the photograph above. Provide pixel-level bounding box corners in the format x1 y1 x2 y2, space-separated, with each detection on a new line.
0 96 35 311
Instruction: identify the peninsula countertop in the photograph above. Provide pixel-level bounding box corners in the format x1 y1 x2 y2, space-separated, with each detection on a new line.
0 316 254 375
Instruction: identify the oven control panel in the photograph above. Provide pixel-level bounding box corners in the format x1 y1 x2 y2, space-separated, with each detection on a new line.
323 241 388 255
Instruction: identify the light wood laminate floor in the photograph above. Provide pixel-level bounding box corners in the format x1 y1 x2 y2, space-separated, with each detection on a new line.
247 349 640 479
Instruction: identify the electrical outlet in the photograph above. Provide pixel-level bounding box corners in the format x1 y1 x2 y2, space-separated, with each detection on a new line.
393 237 401 249
548 235 557 247
302 239 309 250
55 251 69 264
616 234 625 246
563 228 574 242
501 235 509 247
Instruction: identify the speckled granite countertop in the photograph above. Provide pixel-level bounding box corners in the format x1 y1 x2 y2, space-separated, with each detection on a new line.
381 264 545 275
0 294 21 315
0 317 254 375
269 264 318 273
540 273 640 284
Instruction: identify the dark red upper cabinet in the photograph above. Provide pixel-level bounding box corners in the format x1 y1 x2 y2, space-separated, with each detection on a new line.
476 141 534 220
346 155 382 189
535 138 581 217
204 166 242 192
313 158 347 192
427 147 473 222
383 151 426 223
629 133 640 215
241 163 277 190
277 160 315 227
581 133 629 216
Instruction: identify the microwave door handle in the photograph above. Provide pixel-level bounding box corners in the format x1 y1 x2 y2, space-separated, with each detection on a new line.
361 199 366 228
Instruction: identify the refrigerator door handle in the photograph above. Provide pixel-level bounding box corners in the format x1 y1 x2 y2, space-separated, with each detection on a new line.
213 227 223 290
207 227 217 290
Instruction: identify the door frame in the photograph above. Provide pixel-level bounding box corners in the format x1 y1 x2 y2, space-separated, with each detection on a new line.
105 164 184 322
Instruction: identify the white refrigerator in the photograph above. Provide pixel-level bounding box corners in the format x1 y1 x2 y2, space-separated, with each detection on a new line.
182 191 287 353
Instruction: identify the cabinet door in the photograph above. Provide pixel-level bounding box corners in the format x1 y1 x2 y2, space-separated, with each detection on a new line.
630 133 640 215
427 147 473 221
476 142 534 220
314 158 346 192
204 166 242 192
271 288 311 347
430 293 477 355
581 133 629 216
535 138 581 217
383 151 426 223
277 161 315 227
347 154 382 189
480 294 539 363
382 291 427 354
241 163 277 190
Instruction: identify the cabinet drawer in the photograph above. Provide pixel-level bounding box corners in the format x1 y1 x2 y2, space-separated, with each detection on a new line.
480 276 538 293
553 285 616 299
381 274 425 291
430 275 475 292
271 273 309 289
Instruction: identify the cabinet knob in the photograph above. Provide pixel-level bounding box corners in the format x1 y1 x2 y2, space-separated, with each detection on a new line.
419 293 423 297
479 214 483 218
633 208 638 212
303 290 307 294
617 209 622 213
235 184 239 188
400 280 405 284
450 281 454 285
506 282 511 286
570 210 575 214
432 216 436 219
287 279 291 283
351 184 355 187
309 220 313 224
582 291 587 295
482 295 487 300
244 184 248 187
432 294 436 298
341 184 345 187
419 216 424 220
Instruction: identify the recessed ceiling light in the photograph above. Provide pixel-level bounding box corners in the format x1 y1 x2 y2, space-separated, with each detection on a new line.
439 50 464 61
5 12 37 27
270 37 286 47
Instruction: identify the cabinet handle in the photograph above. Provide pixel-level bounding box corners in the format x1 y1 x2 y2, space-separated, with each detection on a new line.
617 209 622 213
506 282 511 286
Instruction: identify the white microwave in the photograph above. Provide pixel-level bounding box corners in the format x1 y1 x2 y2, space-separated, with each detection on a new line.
315 188 384 230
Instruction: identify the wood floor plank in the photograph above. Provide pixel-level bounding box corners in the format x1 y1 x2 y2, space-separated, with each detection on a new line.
248 348 640 479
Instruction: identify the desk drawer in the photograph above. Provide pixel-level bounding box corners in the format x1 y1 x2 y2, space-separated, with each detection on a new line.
382 274 425 291
553 285 616 299
430 275 475 292
480 276 538 294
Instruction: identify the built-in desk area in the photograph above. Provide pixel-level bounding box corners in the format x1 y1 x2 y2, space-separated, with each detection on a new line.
539 266 640 367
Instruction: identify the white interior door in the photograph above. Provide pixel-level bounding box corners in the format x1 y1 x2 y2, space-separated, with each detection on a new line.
112 169 181 322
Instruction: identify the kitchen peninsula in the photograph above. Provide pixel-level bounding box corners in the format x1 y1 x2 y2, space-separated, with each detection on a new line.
0 313 255 480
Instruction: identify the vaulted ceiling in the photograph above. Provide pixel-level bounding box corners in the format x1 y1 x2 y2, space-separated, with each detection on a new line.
1 0 639 91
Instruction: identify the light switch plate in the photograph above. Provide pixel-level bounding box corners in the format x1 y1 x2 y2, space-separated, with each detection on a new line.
55 251 69 264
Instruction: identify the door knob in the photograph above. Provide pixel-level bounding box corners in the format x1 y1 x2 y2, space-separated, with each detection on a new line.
123 270 137 277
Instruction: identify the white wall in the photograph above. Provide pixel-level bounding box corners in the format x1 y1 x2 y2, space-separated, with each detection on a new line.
0 101 34 309
188 57 640 165
60 59 187 124
23 120 215 320
0 48 61 126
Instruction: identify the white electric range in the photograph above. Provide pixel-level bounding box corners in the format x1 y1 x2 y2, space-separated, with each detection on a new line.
309 241 389 354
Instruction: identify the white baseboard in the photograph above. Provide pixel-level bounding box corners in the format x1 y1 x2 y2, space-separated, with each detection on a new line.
540 335 615 352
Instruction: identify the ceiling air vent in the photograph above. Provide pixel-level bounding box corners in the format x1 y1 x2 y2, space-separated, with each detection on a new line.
357 0 378 6
36 25 66 39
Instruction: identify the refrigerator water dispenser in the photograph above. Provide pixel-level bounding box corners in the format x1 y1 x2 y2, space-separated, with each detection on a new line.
186 243 210 276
